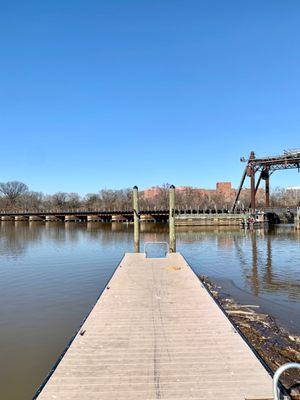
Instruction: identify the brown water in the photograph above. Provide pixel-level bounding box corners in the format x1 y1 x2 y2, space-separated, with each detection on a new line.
0 222 299 400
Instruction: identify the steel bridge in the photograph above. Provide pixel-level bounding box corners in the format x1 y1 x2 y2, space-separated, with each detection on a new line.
232 149 300 212
0 209 233 223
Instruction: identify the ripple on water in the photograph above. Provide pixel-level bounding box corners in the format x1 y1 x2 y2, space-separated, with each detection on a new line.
0 222 299 399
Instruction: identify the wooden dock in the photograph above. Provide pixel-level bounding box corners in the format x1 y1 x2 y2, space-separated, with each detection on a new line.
36 253 273 400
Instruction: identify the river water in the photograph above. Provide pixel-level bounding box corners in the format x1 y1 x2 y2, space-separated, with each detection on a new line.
0 222 299 400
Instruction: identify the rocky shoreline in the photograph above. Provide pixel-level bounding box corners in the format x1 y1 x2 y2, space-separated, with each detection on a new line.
200 276 300 399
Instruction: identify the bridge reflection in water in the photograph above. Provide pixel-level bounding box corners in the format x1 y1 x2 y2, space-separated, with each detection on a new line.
0 221 299 302
0 222 299 399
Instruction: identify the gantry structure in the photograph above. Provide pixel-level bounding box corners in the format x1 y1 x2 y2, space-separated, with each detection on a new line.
231 149 300 212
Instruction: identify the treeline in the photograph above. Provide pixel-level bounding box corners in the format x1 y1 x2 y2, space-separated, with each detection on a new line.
0 181 299 212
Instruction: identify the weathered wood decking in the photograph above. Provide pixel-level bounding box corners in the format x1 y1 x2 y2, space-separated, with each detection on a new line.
36 253 273 400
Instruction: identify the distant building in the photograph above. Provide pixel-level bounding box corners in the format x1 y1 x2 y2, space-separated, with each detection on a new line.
143 182 264 206
143 186 160 199
144 182 236 201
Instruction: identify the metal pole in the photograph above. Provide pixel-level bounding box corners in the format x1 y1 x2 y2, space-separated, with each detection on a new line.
169 185 176 253
133 186 140 253
248 171 263 210
249 151 256 211
250 169 256 211
231 165 247 212
273 363 300 400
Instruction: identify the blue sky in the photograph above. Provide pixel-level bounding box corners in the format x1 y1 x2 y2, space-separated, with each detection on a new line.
0 0 300 195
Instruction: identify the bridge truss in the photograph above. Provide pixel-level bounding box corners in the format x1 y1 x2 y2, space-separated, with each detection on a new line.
231 149 300 212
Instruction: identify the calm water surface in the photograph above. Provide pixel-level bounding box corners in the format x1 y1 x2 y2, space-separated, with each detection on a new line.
0 222 299 399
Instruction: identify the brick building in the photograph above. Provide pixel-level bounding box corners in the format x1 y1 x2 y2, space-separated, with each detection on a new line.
143 182 264 207
144 182 235 201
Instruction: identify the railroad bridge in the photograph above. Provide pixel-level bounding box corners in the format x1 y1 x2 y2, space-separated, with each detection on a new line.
232 149 300 212
0 209 239 223
0 207 297 224
0 210 168 223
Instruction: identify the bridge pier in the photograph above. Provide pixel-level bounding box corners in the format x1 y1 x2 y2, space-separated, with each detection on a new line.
87 215 103 222
29 216 44 222
64 215 80 222
140 214 155 222
111 215 128 223
15 215 29 221
45 215 61 222
1 215 14 221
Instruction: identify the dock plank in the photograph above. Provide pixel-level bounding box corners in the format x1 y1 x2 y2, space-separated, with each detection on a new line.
36 253 273 400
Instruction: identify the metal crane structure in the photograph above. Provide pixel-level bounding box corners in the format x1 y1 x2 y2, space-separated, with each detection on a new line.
231 149 300 212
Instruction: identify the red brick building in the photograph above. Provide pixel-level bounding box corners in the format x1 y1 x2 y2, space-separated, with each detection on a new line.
143 182 264 207
144 182 235 201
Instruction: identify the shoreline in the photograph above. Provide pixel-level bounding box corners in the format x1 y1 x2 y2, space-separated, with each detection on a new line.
210 276 300 334
200 275 300 399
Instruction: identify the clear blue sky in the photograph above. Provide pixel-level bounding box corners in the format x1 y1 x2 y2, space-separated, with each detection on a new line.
1 0 300 195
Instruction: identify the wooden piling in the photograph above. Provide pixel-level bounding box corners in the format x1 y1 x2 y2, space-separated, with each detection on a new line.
296 207 300 230
169 185 176 252
133 186 140 252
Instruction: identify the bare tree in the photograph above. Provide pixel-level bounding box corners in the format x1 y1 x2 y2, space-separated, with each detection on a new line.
0 181 28 205
210 191 226 210
153 183 171 209
84 193 101 210
179 187 195 209
1 180 299 212
283 188 300 207
21 191 44 211
51 192 68 209
100 189 119 210
66 193 81 210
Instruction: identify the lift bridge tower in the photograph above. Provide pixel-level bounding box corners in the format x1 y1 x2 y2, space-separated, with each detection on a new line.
231 149 300 212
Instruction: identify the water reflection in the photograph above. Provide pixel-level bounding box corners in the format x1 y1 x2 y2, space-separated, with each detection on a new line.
237 230 300 300
177 225 300 302
1 221 299 302
0 222 300 400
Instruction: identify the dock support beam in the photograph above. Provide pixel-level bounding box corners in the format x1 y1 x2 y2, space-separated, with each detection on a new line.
133 186 140 252
169 185 176 253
